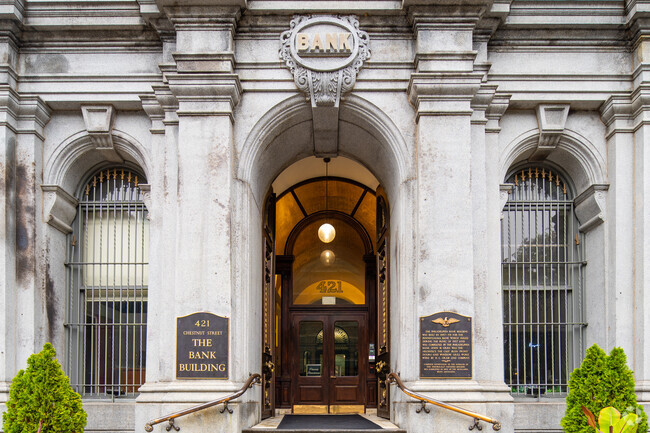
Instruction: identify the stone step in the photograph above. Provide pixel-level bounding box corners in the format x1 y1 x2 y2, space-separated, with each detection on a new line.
243 413 405 433
244 429 407 433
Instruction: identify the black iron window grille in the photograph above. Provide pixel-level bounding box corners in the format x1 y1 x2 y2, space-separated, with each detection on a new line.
501 166 585 397
66 168 148 398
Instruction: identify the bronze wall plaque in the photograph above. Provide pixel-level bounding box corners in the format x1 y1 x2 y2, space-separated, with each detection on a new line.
420 312 472 379
176 312 228 379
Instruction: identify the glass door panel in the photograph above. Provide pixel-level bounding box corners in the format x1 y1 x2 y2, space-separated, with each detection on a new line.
299 321 323 377
333 321 359 377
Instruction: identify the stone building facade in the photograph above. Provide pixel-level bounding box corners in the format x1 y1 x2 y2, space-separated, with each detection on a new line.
0 1 649 433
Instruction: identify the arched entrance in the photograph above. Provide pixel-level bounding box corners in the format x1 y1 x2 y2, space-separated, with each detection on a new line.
235 93 413 423
261 157 390 416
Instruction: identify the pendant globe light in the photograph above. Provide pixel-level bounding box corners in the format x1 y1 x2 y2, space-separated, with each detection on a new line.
318 158 336 243
320 249 335 266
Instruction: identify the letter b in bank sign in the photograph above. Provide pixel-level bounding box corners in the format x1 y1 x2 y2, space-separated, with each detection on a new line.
176 312 228 379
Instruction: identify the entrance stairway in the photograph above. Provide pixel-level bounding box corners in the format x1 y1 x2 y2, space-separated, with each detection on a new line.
243 412 406 433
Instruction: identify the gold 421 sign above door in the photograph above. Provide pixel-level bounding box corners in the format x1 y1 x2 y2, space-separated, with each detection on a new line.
316 280 343 294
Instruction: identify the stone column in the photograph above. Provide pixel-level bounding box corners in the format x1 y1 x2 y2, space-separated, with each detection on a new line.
136 3 254 433
0 94 51 395
599 96 636 363
400 2 513 432
0 91 18 410
629 6 650 408
0 1 52 409
13 97 52 359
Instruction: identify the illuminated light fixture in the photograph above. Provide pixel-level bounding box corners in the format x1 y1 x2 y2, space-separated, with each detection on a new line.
318 157 336 243
320 249 336 266
318 223 336 243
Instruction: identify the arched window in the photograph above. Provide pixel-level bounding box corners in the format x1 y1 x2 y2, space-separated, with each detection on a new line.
66 168 148 397
501 166 585 397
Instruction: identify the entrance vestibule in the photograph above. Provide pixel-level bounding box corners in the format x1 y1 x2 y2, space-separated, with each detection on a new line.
262 157 389 416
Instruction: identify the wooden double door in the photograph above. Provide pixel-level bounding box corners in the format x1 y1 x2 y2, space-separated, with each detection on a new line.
291 311 368 413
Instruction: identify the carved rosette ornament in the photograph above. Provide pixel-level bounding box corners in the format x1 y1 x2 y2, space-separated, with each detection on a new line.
280 15 370 107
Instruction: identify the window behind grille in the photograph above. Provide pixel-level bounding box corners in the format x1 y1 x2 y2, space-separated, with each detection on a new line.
501 166 586 397
66 168 148 398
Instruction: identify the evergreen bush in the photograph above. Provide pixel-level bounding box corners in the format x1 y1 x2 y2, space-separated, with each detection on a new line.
2 343 87 433
562 344 648 433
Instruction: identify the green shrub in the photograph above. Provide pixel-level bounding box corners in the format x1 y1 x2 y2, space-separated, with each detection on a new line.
2 343 87 433
562 344 648 433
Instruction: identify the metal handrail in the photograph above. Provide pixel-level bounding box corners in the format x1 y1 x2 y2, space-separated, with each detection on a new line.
386 372 502 431
144 373 261 432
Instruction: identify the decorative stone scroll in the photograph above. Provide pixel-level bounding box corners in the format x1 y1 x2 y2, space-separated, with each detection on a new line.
280 15 370 107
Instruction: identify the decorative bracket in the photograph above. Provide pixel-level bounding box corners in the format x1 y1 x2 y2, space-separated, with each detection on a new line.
41 185 78 234
280 15 370 157
574 184 609 232
220 401 233 414
81 105 123 163
166 419 180 432
469 418 483 431
416 400 430 414
139 184 152 220
529 104 570 161
499 183 514 219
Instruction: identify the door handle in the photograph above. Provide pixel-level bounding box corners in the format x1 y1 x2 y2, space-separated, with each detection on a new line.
330 375 336 379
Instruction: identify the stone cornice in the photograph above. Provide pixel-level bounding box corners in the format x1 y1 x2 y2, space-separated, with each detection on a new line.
155 0 246 8
23 1 147 31
0 0 24 23
173 52 236 74
405 0 492 24
160 4 241 29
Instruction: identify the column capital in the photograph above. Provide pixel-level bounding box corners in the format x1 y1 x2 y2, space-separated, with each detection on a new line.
0 91 51 138
601 94 634 137
600 89 650 137
485 94 511 133
408 72 483 119
166 73 242 120
470 84 497 125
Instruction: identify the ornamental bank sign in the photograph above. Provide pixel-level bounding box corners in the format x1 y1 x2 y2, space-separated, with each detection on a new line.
280 15 370 107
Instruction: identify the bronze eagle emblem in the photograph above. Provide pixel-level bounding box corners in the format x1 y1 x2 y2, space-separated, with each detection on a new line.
432 317 460 327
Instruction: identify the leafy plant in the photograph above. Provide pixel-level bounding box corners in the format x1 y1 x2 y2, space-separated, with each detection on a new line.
582 406 641 433
562 344 648 433
2 343 87 433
